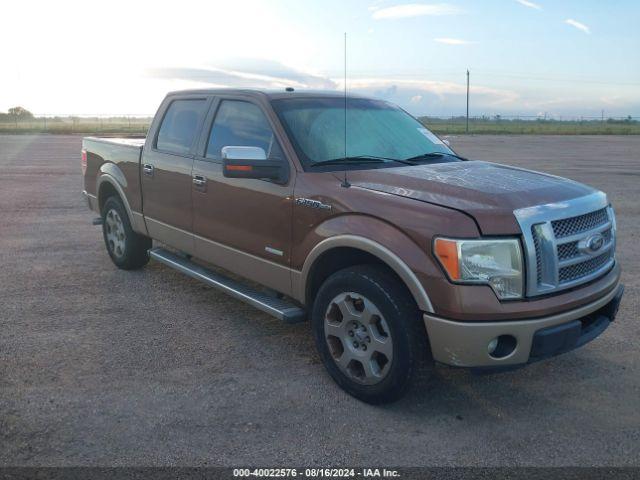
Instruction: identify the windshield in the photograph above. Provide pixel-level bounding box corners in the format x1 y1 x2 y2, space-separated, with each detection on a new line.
271 97 454 169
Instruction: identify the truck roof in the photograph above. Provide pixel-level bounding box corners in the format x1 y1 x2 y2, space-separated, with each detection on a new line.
165 88 370 101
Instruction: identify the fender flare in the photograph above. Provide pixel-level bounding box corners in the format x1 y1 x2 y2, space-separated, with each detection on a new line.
299 234 434 313
96 173 136 226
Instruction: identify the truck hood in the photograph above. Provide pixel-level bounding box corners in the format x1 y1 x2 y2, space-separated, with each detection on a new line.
347 161 598 234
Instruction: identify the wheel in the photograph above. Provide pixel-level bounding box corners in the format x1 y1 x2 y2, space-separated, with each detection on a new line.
101 196 151 270
311 265 432 404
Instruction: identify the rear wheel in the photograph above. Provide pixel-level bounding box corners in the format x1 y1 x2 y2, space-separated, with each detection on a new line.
101 196 151 270
311 265 432 404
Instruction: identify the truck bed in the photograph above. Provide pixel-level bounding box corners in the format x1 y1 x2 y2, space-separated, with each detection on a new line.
82 136 146 215
83 136 146 149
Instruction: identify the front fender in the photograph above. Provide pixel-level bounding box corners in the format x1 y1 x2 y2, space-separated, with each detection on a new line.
292 214 442 313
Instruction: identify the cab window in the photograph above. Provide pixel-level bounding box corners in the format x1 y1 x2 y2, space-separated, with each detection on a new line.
156 99 207 155
206 100 284 161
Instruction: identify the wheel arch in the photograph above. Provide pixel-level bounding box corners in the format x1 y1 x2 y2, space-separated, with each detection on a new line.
97 174 135 222
297 235 434 313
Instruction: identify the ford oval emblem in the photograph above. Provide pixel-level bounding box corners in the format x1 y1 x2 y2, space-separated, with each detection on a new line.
579 233 605 255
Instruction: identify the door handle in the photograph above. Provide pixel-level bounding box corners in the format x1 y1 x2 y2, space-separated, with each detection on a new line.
143 163 154 177
192 174 207 189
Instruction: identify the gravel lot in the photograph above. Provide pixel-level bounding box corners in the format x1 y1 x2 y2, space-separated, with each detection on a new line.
1 134 638 467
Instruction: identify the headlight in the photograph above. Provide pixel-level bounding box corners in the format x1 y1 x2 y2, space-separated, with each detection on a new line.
434 237 524 299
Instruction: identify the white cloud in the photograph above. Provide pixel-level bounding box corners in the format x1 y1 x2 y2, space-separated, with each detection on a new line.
565 18 591 34
148 59 337 91
410 95 423 103
516 0 541 10
372 3 462 20
434 37 474 45
336 77 519 106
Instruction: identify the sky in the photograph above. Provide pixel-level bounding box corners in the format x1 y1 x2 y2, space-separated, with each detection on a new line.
1 0 639 118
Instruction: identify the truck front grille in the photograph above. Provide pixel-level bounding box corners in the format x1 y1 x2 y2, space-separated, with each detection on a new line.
515 193 616 297
558 251 612 283
532 225 543 284
557 241 579 260
551 208 609 238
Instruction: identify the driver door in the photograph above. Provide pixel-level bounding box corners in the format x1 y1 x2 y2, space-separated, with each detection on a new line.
191 96 295 295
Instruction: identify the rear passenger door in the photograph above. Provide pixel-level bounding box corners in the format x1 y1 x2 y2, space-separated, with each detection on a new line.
191 96 295 295
141 95 210 253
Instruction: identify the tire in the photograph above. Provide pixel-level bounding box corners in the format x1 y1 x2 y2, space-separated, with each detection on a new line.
101 196 151 270
311 265 433 404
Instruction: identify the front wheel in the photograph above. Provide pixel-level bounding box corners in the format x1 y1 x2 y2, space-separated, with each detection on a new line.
311 265 432 404
101 196 151 270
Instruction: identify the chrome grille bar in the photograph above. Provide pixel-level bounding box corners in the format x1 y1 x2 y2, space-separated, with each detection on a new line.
554 220 612 245
514 192 615 297
551 207 609 238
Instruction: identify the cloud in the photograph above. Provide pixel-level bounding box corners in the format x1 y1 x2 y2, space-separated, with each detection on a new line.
147 59 337 90
565 18 591 34
148 58 524 116
515 0 541 10
434 37 474 45
338 77 519 113
372 3 462 19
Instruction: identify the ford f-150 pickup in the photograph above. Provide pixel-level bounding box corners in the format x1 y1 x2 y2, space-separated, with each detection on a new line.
82 89 624 404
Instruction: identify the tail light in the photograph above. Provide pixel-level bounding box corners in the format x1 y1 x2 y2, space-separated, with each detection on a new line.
81 149 87 175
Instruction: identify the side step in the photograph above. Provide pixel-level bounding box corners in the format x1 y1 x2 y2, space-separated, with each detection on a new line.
148 247 306 324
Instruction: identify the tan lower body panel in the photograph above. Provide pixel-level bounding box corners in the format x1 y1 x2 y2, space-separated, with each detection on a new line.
130 216 293 295
194 234 292 296
130 212 147 235
423 283 620 367
145 217 195 254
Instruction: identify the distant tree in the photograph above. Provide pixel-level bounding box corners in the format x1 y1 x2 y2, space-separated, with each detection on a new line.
8 106 34 119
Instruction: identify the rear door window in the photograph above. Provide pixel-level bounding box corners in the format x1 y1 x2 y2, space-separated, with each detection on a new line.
206 100 284 161
156 99 208 155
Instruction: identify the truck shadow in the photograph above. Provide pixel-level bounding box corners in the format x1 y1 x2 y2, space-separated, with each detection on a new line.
384 349 630 425
146 260 633 437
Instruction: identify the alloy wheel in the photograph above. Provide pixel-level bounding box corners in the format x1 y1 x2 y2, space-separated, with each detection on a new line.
324 292 393 385
105 209 126 259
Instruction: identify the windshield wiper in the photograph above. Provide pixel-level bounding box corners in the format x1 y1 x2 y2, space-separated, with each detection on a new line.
403 151 467 163
310 155 412 167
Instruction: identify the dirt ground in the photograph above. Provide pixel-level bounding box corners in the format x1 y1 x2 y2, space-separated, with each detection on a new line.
1 134 638 466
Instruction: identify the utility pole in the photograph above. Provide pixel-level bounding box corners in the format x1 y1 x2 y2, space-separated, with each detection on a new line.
466 69 470 133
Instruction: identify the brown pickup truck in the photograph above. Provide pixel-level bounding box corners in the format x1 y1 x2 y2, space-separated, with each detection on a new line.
82 88 623 403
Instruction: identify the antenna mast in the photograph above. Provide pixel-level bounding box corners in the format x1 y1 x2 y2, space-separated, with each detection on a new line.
342 32 350 188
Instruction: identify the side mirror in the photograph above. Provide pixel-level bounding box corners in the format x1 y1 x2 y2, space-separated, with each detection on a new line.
221 146 287 183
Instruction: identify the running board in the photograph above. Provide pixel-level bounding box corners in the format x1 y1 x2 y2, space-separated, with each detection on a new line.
148 248 306 324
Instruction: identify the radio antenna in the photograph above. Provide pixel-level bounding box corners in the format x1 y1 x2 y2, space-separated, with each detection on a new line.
342 31 350 188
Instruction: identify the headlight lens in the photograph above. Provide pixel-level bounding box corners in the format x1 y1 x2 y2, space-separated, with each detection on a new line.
434 237 524 299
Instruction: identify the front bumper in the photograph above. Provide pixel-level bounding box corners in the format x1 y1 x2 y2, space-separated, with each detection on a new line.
423 283 624 368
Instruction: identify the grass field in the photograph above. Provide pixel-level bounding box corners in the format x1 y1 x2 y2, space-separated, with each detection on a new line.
0 117 151 135
422 117 640 135
0 115 639 135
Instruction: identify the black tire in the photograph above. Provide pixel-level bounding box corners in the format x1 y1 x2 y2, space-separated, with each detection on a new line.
311 265 433 404
101 196 151 270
